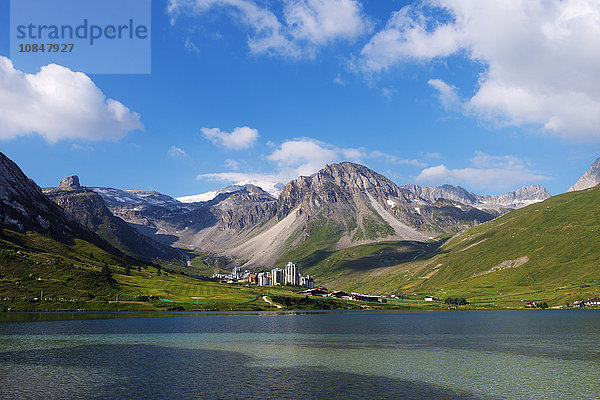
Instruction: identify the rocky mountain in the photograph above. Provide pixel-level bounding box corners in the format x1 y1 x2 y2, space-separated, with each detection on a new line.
402 184 479 205
95 163 498 268
402 183 550 210
232 163 498 266
90 187 182 208
479 184 550 208
44 176 185 264
569 157 600 192
0 152 124 257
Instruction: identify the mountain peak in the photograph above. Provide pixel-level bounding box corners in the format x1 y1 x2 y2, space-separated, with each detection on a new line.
58 175 81 190
569 157 600 192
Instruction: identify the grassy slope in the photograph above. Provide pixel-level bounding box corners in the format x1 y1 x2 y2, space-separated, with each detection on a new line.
314 186 600 306
6 186 599 310
407 186 600 306
267 186 600 307
0 229 127 307
0 229 366 311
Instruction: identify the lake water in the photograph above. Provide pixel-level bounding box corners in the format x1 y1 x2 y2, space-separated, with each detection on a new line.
0 310 598 399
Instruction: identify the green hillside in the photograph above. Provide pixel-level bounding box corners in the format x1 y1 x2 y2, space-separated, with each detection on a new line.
305 186 600 307
408 186 600 306
0 228 363 311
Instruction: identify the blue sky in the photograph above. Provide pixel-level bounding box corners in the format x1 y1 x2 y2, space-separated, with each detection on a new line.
1 0 600 197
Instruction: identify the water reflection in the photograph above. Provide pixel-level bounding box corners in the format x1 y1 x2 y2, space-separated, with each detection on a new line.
0 345 484 400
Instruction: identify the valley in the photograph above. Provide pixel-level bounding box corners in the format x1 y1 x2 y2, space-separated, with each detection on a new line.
1 151 599 310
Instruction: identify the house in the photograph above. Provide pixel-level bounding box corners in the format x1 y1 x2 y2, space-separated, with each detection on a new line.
572 300 585 307
351 293 380 302
424 296 436 302
526 301 537 308
296 288 328 297
328 290 352 300
584 297 600 307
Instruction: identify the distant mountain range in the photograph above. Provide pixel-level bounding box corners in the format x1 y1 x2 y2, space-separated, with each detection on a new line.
4 149 599 303
92 162 526 268
401 183 550 210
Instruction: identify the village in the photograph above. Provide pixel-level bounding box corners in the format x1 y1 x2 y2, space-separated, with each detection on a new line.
571 297 600 307
212 262 382 303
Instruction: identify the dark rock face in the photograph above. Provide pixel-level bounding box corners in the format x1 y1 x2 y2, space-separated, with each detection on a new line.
0 152 123 257
57 175 81 190
569 157 600 192
44 179 184 264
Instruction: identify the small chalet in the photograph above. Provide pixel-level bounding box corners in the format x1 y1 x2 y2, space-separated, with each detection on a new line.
584 297 600 307
328 290 352 300
297 288 328 297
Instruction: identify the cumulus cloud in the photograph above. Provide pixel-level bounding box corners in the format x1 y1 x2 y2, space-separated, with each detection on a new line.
197 137 427 195
416 151 549 192
199 171 285 196
168 145 188 157
168 0 369 58
201 126 259 150
0 57 143 142
198 138 340 195
358 0 600 140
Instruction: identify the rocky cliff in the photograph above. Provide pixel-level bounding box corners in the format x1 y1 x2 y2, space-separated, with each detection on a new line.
0 153 124 257
44 176 184 264
569 157 600 192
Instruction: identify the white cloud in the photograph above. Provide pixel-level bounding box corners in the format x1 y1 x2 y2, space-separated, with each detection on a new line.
422 151 442 159
428 79 460 110
370 150 426 167
168 145 188 157
201 126 259 150
71 144 94 151
225 158 240 169
168 0 369 58
359 0 600 140
284 0 369 45
197 138 340 195
416 151 549 192
185 36 201 54
358 5 465 72
267 139 340 176
198 171 285 196
0 57 143 143
197 137 427 195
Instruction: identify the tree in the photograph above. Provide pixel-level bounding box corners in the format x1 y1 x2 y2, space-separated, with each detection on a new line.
124 265 131 276
101 263 113 282
444 297 468 306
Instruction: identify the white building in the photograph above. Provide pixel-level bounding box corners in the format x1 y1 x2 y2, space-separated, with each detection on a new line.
232 266 241 279
271 268 284 285
257 271 271 286
284 262 299 286
303 275 315 289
